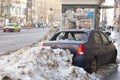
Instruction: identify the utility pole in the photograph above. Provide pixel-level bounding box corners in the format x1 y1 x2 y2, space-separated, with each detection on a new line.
49 8 53 26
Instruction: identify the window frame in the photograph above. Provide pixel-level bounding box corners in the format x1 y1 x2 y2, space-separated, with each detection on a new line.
100 32 110 44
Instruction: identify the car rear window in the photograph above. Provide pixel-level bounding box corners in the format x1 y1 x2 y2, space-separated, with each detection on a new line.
55 31 88 41
74 32 88 41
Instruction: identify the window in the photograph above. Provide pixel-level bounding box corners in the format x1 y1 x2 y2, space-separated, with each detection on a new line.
101 33 109 44
94 32 102 44
55 31 88 41
74 32 88 41
56 32 66 40
68 33 75 40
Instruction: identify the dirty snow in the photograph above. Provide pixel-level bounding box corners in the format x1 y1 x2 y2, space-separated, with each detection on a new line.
0 46 99 80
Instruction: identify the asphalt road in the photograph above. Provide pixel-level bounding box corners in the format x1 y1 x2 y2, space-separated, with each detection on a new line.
0 27 50 53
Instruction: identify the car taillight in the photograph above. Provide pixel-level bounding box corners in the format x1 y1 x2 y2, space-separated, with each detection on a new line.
77 44 85 55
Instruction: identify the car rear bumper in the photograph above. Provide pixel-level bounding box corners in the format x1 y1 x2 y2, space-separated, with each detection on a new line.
3 28 14 32
72 55 93 69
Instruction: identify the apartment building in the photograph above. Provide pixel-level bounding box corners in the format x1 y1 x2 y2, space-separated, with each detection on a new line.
0 0 27 24
10 0 27 23
32 0 62 25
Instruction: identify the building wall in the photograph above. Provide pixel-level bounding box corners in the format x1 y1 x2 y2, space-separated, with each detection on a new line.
0 0 27 23
114 0 120 32
61 0 104 5
32 0 62 26
0 0 1 17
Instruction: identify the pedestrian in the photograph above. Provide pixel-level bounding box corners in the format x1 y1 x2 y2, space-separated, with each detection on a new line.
38 23 40 28
111 26 114 31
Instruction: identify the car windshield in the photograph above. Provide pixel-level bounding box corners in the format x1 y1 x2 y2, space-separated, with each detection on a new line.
51 31 89 41
7 23 15 26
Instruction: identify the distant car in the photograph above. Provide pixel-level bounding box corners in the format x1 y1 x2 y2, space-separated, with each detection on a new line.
3 23 21 32
43 29 117 73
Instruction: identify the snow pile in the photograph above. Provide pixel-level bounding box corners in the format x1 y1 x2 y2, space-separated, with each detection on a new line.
0 46 99 80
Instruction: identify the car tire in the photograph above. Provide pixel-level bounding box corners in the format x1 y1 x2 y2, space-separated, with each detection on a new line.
111 51 117 63
89 58 97 73
11 29 14 32
3 30 6 32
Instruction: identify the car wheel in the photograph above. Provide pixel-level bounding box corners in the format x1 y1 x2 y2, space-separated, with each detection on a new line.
11 29 14 32
89 58 97 73
111 51 117 63
3 30 6 32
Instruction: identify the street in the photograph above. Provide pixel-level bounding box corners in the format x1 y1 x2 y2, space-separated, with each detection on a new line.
0 27 50 53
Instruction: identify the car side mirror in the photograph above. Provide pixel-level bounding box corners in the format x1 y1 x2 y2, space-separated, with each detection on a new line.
109 39 115 44
105 32 111 36
112 40 115 43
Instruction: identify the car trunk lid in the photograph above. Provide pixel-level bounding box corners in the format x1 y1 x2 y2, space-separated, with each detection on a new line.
43 40 86 55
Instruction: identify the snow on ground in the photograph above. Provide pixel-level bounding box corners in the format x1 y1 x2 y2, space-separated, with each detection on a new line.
0 46 99 80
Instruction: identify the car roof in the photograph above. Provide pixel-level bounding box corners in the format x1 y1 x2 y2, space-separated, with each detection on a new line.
57 29 95 33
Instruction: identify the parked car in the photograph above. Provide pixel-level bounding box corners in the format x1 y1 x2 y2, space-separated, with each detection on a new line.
3 23 21 32
43 29 117 73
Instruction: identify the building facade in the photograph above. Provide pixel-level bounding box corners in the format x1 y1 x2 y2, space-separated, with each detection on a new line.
32 0 62 26
1 0 62 26
114 0 120 31
114 0 120 18
0 0 27 24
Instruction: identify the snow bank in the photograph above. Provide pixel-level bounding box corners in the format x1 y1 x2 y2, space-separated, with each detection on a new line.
0 46 99 80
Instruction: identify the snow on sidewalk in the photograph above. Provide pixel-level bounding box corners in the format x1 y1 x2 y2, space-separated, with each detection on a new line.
0 46 99 80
